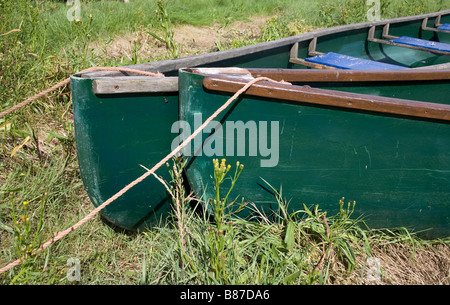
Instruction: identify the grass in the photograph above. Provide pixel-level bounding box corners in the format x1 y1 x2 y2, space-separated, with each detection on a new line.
1 0 449 285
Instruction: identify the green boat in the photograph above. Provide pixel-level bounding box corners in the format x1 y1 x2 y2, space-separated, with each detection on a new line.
179 67 450 238
70 10 450 235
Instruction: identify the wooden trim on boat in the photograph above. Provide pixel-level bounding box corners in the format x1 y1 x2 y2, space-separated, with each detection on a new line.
413 62 450 70
367 24 450 55
421 17 450 33
90 68 450 94
202 74 450 122
92 76 178 94
435 14 443 27
289 57 337 69
247 68 450 82
307 37 323 57
289 40 331 68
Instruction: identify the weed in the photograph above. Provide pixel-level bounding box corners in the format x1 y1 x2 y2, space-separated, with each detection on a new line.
204 159 245 283
8 193 46 284
317 0 367 27
148 0 180 58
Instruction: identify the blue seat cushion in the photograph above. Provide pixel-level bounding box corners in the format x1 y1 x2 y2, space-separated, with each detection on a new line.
390 36 450 52
305 52 407 70
437 23 450 31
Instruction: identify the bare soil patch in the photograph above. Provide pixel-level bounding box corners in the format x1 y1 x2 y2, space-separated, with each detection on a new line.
90 16 269 62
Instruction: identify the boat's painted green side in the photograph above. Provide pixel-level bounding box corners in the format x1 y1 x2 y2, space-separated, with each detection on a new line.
70 77 176 229
178 69 450 238
71 11 450 232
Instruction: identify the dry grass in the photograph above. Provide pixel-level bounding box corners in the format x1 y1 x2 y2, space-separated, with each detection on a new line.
369 243 450 285
328 237 450 285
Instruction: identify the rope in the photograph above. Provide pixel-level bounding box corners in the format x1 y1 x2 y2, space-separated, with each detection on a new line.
0 67 163 119
0 29 21 37
0 74 283 275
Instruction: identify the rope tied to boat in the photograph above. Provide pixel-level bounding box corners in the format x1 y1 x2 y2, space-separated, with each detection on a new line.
0 67 164 119
0 72 287 275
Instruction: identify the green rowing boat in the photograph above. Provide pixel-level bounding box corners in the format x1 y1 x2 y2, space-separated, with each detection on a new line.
179 67 450 238
70 10 450 235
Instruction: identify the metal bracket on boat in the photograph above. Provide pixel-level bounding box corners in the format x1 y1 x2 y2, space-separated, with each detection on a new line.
421 15 450 33
367 24 450 55
289 39 336 69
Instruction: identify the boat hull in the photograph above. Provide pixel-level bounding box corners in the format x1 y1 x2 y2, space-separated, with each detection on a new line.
178 69 450 238
71 10 450 232
71 77 177 230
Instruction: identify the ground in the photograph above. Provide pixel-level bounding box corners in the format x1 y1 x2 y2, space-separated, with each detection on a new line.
91 17 269 62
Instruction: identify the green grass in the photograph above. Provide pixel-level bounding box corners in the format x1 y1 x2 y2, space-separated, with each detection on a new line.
1 0 449 285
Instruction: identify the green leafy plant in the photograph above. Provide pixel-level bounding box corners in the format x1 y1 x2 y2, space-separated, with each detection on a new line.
148 0 180 58
9 192 47 284
205 159 245 282
317 0 366 27
166 157 189 246
209 159 245 227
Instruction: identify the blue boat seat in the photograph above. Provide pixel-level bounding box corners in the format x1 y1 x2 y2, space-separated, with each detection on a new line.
437 23 450 31
390 36 450 52
304 52 407 70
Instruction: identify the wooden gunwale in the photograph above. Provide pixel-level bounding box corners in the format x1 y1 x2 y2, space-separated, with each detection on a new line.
199 69 450 122
91 68 450 94
246 68 450 82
